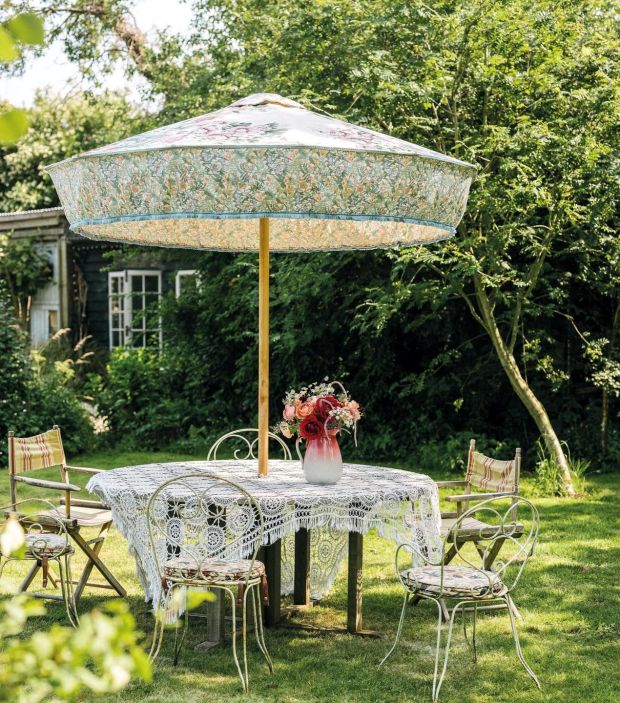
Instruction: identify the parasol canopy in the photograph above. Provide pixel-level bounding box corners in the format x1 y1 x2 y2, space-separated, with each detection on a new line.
46 93 476 475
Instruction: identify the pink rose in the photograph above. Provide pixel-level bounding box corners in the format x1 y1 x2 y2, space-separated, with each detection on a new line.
283 404 296 421
347 400 361 421
295 400 314 419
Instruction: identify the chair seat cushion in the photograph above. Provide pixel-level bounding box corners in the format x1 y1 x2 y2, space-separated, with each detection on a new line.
164 557 266 583
47 505 112 527
401 564 506 598
441 516 524 540
24 532 71 557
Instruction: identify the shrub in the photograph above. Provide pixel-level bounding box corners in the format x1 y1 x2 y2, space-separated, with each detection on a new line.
87 348 187 450
0 288 93 464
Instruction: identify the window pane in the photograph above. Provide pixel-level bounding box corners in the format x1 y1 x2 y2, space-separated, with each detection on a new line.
131 332 145 348
144 275 159 293
133 293 144 312
131 276 143 293
112 331 120 347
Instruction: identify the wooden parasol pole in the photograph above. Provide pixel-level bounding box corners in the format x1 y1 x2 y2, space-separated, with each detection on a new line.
258 217 270 476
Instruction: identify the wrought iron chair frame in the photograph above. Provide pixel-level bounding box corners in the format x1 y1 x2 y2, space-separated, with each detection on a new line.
429 439 522 619
146 472 273 692
380 495 540 702
207 428 292 461
0 498 79 626
7 426 126 603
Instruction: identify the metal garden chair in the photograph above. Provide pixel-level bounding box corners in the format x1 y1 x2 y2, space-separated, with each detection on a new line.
380 495 540 701
425 439 522 618
0 498 79 626
147 472 273 692
7 426 126 604
207 427 292 461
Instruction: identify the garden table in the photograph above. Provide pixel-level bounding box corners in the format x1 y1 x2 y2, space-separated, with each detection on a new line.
86 460 441 635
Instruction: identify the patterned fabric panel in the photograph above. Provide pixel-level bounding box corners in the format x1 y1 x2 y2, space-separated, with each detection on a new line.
401 565 505 598
11 429 65 473
164 557 265 583
46 93 476 253
23 533 70 557
466 451 515 492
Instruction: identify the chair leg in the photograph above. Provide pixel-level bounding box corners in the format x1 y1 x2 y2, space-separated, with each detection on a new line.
58 555 79 627
226 588 247 692
70 524 126 603
19 561 41 593
462 602 477 663
252 584 273 673
505 595 541 690
379 590 409 668
149 592 169 662
173 593 189 667
433 600 465 702
242 588 250 691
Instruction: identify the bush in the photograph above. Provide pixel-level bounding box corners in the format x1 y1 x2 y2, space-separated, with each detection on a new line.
87 348 187 450
0 288 93 464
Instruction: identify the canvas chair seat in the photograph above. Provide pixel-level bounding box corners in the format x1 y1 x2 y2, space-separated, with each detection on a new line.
24 532 72 558
441 516 524 540
401 564 506 599
164 556 266 584
48 505 113 528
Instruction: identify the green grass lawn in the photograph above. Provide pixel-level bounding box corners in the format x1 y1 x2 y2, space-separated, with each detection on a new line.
1 450 619 703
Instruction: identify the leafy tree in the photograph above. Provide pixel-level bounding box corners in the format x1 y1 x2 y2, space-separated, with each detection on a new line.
0 91 140 211
9 0 620 488
158 0 618 493
0 234 52 328
0 10 44 144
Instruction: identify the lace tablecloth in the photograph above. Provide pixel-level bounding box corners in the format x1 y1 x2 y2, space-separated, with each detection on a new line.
86 460 441 604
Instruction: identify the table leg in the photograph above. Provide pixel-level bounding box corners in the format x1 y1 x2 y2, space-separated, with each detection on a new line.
262 539 282 626
294 528 311 607
194 590 225 651
347 532 363 634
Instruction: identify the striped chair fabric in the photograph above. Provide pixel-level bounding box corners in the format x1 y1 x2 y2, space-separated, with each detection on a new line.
465 450 516 493
11 428 65 473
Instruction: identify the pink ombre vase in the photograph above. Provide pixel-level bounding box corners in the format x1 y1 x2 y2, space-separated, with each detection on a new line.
297 435 343 484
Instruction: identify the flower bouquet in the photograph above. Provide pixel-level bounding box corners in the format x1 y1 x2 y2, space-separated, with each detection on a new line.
277 380 362 484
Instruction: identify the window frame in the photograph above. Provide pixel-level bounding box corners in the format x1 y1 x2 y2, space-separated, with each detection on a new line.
108 269 162 349
175 269 199 298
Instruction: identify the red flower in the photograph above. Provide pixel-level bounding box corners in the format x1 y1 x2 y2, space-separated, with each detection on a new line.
314 395 342 420
299 415 324 441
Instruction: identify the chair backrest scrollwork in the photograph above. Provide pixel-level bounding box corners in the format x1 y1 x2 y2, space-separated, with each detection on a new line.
207 428 292 461
446 495 539 595
0 498 69 563
146 472 265 589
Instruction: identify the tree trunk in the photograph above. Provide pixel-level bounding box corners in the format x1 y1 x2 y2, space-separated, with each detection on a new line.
473 276 576 496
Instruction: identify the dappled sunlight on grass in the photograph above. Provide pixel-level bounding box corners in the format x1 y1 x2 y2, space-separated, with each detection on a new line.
1 450 618 702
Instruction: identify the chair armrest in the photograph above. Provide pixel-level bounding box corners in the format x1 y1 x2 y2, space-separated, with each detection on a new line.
435 480 468 488
445 491 514 503
13 475 81 492
70 498 108 509
65 465 101 475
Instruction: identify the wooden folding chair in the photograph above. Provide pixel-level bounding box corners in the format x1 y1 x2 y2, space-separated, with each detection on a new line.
415 439 523 619
7 426 126 604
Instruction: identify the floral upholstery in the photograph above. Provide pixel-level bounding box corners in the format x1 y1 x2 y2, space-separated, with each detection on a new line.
24 532 71 557
164 556 266 584
400 564 506 598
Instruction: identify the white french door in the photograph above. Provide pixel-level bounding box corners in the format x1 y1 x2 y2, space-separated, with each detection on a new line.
108 270 162 349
